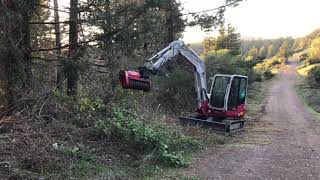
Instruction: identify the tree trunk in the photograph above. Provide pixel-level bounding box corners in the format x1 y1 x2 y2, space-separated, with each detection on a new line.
21 8 34 88
54 0 63 91
0 51 9 115
67 0 79 95
104 0 118 93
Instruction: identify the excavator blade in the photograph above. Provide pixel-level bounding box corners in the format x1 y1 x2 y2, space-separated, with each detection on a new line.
179 115 245 133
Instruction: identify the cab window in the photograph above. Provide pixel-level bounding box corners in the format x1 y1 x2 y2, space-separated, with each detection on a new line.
210 76 230 109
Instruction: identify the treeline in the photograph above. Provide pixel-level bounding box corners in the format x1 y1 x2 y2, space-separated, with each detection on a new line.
196 24 264 85
293 29 320 52
296 29 320 88
195 24 293 83
295 29 320 66
241 37 294 61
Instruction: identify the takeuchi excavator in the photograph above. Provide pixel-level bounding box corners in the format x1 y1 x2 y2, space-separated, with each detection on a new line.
120 40 248 132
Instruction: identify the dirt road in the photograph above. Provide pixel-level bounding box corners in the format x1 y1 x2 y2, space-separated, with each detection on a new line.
185 62 320 180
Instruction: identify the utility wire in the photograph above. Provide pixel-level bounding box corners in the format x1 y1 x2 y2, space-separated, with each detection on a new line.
181 0 241 16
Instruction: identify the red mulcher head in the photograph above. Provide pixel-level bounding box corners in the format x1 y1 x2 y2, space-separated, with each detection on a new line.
119 70 151 91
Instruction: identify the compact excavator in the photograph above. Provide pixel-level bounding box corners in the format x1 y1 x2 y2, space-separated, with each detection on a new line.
120 41 248 132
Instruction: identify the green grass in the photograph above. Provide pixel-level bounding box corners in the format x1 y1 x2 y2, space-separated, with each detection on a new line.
296 77 320 119
246 80 269 119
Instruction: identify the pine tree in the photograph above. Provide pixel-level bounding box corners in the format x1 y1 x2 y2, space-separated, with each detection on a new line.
214 24 227 50
225 24 241 55
207 24 241 55
202 37 216 53
0 0 37 111
67 0 79 95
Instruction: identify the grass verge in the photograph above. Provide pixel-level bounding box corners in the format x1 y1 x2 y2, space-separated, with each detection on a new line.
296 76 320 119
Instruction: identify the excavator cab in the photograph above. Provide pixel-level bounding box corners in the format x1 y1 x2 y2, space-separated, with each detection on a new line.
181 74 248 132
209 74 248 118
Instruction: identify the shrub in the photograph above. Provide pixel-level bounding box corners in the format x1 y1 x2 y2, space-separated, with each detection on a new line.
305 58 320 66
254 57 281 74
153 67 196 113
308 37 320 60
278 57 287 64
92 105 201 167
263 70 274 80
245 55 254 62
308 66 320 86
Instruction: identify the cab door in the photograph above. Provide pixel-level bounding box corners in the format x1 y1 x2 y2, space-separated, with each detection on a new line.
227 76 248 112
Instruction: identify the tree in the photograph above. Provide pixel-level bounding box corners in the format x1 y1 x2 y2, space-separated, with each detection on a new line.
224 24 241 55
0 0 37 112
204 24 241 55
53 0 63 90
67 0 80 95
188 0 243 31
202 37 215 53
214 24 227 50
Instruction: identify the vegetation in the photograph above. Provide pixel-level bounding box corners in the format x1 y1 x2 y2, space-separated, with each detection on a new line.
3 0 318 179
295 29 320 115
241 37 294 61
93 105 201 167
292 29 320 52
305 37 320 65
202 24 241 55
297 71 320 114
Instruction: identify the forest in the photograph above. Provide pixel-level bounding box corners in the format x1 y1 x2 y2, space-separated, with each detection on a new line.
0 0 320 179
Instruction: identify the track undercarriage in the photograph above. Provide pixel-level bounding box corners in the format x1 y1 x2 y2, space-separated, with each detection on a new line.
179 114 245 133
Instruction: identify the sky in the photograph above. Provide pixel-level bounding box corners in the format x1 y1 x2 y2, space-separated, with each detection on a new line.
182 0 320 43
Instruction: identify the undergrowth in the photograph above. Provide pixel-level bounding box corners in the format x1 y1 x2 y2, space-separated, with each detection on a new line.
91 105 201 167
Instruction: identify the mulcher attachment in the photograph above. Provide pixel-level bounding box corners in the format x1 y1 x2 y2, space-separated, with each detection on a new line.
179 114 245 133
119 70 151 91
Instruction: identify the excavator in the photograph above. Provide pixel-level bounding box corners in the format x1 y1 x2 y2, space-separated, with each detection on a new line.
119 41 248 132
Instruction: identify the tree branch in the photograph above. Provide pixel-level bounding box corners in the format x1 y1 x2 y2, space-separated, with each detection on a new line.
181 0 242 16
29 21 71 25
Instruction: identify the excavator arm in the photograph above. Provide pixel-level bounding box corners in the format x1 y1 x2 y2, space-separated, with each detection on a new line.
120 41 208 107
